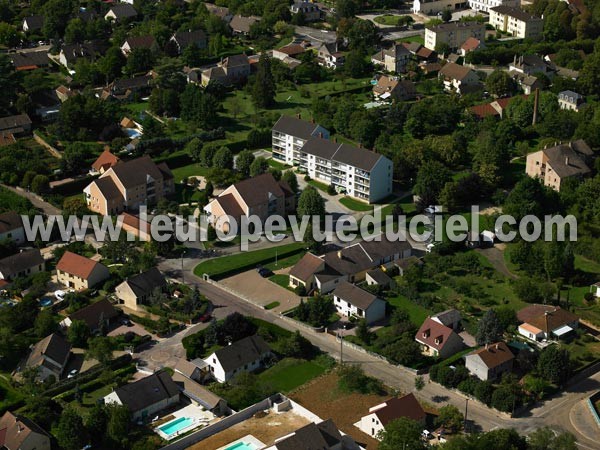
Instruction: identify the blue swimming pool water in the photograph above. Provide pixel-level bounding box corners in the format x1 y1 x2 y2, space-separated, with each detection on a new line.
39 298 53 307
225 443 257 450
158 417 194 436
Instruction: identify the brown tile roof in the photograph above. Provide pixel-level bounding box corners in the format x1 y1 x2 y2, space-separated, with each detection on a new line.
229 15 260 33
416 47 434 59
461 37 482 52
214 193 245 218
121 212 150 234
277 43 306 56
289 253 325 282
24 333 71 373
94 177 123 201
470 102 500 119
69 298 119 329
92 148 120 172
123 35 156 50
57 251 104 280
439 62 474 81
332 281 380 310
415 317 459 352
0 411 50 450
371 393 426 425
0 211 23 234
232 173 287 208
0 132 16 146
519 306 579 334
109 155 170 188
467 342 514 369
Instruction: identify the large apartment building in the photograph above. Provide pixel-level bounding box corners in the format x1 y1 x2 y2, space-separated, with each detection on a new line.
489 6 544 39
413 0 467 14
469 0 517 13
424 21 486 51
272 115 330 165
84 155 174 215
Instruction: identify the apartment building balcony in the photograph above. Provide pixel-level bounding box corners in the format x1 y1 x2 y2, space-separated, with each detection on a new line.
272 131 286 139
355 169 370 178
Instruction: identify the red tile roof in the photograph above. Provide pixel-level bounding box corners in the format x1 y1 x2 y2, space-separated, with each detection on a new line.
92 148 120 172
372 394 426 425
56 251 101 280
416 317 458 351
468 342 514 369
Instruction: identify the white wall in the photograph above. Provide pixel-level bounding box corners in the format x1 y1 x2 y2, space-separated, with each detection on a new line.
368 157 393 203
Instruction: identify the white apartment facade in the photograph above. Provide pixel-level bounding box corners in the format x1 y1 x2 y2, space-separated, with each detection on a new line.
299 137 393 203
272 115 329 165
425 21 486 51
469 0 517 13
489 6 544 39
413 0 468 14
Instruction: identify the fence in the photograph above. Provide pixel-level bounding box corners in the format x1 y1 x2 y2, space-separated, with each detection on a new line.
588 392 600 428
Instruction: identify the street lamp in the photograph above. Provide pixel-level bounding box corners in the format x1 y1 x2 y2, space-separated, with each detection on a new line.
181 249 186 284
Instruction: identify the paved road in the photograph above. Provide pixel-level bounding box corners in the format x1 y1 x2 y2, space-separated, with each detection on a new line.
1 184 61 215
294 26 337 46
137 267 600 447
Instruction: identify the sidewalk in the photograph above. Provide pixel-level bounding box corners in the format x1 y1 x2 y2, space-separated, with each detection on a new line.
569 399 600 442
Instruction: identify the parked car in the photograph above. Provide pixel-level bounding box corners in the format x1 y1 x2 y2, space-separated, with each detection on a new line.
54 290 66 301
257 267 273 278
121 318 132 326
67 369 78 379
199 313 212 323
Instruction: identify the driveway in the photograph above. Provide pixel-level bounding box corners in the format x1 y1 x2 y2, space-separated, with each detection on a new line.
1 183 61 215
219 270 301 313
476 246 518 279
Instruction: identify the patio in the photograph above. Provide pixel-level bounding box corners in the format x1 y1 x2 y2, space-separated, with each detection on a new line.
154 403 216 441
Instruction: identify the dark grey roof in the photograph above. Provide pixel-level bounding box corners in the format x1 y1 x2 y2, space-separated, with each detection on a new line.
112 75 152 92
231 173 288 207
23 15 44 30
94 177 123 201
272 115 320 140
10 51 50 68
122 267 167 298
172 30 207 48
213 335 271 373
123 35 156 50
332 281 381 310
427 21 484 32
275 420 342 450
223 54 249 67
108 4 138 18
172 372 224 410
559 90 583 101
114 370 179 413
69 298 119 329
61 41 106 64
300 137 340 160
332 143 384 171
432 309 462 327
0 249 43 278
540 140 593 178
0 211 23 234
25 333 71 371
0 114 32 132
366 268 392 285
110 155 170 188
490 5 541 21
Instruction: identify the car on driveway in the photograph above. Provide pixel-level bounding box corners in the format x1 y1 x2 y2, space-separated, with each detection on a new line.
256 266 273 278
67 369 78 379
199 313 212 323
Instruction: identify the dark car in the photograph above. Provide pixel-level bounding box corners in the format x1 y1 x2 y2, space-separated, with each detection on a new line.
199 313 212 323
257 267 273 278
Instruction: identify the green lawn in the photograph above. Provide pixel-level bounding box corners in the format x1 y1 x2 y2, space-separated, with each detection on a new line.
263 250 306 271
400 35 425 45
194 242 305 279
373 14 402 25
339 196 374 212
307 179 330 193
268 158 291 171
386 295 432 326
0 373 24 413
172 164 210 183
269 274 290 290
258 357 329 392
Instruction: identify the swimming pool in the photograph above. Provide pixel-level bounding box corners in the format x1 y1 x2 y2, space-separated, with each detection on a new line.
39 297 53 307
158 417 194 437
225 442 258 450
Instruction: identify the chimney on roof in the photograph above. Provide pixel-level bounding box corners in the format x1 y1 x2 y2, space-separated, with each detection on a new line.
565 157 570 166
337 250 343 259
495 343 499 350
485 343 489 350
296 113 301 119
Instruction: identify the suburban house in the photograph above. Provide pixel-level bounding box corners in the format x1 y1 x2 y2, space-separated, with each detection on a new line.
517 305 579 341
332 282 387 325
0 114 32 135
439 62 480 95
22 15 44 32
465 342 515 381
105 4 138 22
415 317 464 358
290 2 322 21
267 420 344 449
121 212 151 242
459 37 484 56
0 211 25 245
56 85 77 102
204 3 233 22
365 268 394 289
509 71 543 95
371 44 411 73
200 54 251 86
105 74 153 100
172 360 228 415
317 42 345 69
470 95 528 120
203 335 272 383
115 267 167 311
412 0 468 14
489 6 544 39
558 90 585 111
166 30 207 55
0 249 45 281
0 411 51 450
431 309 462 331
18 333 71 382
271 114 330 165
204 173 296 233
229 15 260 35
61 298 119 333
83 155 174 215
121 35 156 55
469 0 518 12
424 21 486 51
525 139 594 191
10 51 50 70
59 41 106 69
104 370 180 422
356 393 426 439
91 148 120 175
296 136 393 202
289 238 412 293
56 251 109 290
372 75 416 102
509 54 551 76
272 43 306 65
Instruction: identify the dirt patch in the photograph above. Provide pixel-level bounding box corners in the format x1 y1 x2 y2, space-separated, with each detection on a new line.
188 410 310 449
290 372 386 449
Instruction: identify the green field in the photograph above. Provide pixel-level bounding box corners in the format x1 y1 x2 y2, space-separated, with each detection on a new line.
263 250 306 271
258 357 329 392
269 274 290 290
307 179 330 193
339 196 374 212
373 14 402 25
0 373 24 413
194 242 305 279
172 164 210 183
386 295 432 326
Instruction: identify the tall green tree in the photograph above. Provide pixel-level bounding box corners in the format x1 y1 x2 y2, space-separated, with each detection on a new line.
251 54 276 108
236 150 255 177
378 417 425 450
297 186 325 217
56 407 87 450
413 160 451 206
475 309 504 345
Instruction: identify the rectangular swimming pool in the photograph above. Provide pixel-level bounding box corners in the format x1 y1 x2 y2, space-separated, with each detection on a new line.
158 417 194 436
225 443 257 450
